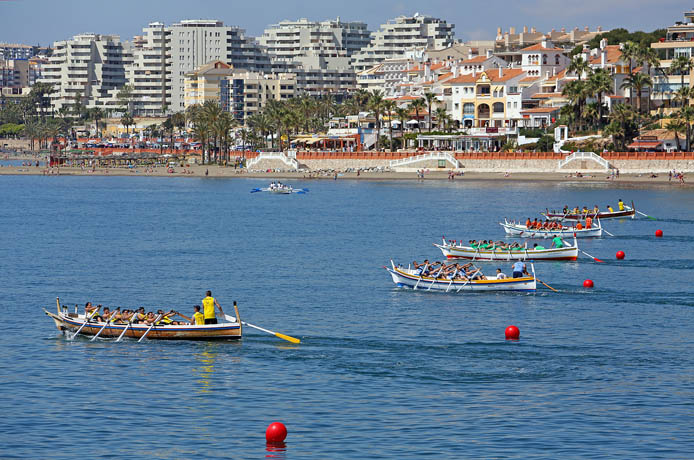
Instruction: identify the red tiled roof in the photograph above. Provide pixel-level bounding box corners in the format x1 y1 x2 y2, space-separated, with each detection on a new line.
521 107 561 113
531 92 565 99
520 76 541 83
588 45 623 65
401 62 449 72
445 68 526 84
628 140 662 149
521 43 564 52
460 56 488 65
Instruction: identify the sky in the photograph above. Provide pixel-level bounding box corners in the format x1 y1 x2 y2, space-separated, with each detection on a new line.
0 0 690 46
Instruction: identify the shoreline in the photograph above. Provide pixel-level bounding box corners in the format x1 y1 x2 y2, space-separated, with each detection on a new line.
0 165 689 187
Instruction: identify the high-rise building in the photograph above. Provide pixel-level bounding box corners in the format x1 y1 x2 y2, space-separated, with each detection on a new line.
127 22 171 116
40 33 130 112
167 19 270 111
260 18 370 61
351 14 455 72
0 43 35 60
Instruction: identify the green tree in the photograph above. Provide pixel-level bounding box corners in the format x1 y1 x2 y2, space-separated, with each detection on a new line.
121 113 134 136
368 90 385 151
408 98 426 134
665 118 685 151
588 68 613 126
621 72 653 115
423 91 437 132
383 100 397 152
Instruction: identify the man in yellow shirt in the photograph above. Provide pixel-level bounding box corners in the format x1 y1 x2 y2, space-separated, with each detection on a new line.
618 199 625 211
202 290 224 325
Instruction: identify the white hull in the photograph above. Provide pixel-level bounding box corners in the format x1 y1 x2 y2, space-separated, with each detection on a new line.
385 263 536 292
435 241 578 261
500 220 603 238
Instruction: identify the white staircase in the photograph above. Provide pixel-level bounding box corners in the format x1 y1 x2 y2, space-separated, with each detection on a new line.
246 152 299 170
389 152 460 169
558 151 610 171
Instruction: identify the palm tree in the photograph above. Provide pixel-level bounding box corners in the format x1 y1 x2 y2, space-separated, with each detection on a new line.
665 118 685 151
562 80 588 131
423 91 437 132
368 90 385 151
677 105 694 150
621 72 653 115
408 98 426 134
121 113 134 136
670 55 693 107
620 41 642 110
588 68 613 127
568 55 590 81
639 47 660 114
605 103 637 150
383 100 397 152
673 86 691 109
435 107 448 131
88 107 104 138
395 107 409 149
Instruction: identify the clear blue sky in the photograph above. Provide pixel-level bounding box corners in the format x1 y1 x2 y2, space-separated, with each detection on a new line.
0 0 689 46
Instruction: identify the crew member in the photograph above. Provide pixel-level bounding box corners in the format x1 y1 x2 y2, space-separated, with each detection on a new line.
552 236 564 248
511 261 526 278
618 199 625 211
202 290 224 325
585 216 593 229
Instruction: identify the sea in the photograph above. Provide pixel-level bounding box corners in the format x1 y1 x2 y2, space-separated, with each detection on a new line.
0 175 692 459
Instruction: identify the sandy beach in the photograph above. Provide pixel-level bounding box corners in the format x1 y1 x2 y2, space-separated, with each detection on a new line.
0 162 689 187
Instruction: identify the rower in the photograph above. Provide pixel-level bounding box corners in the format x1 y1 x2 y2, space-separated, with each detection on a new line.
573 206 580 214
576 221 583 230
533 243 546 250
618 199 625 211
607 204 614 212
202 290 224 325
179 305 204 325
511 261 526 278
585 216 593 229
552 236 564 248
593 205 599 214
496 268 507 279
525 217 531 228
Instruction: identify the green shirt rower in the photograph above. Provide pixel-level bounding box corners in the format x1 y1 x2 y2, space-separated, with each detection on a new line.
552 236 564 248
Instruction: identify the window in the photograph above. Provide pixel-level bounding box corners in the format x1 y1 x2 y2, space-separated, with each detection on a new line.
555 55 560 65
493 102 504 113
463 103 474 115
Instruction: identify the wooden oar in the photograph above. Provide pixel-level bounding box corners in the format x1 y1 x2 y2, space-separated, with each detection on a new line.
636 210 656 220
563 238 605 263
116 318 132 342
90 309 118 341
537 279 559 292
456 268 480 292
137 314 163 343
223 314 300 344
70 308 100 340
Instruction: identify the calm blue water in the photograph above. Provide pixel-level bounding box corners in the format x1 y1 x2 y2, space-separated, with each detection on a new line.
1 176 692 459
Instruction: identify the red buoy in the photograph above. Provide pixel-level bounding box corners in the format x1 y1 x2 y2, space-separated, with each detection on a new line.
583 279 594 288
655 229 663 238
266 422 287 443
616 250 625 260
505 325 520 340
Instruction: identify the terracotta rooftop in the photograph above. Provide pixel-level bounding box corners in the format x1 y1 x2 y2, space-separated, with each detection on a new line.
520 42 564 52
446 68 526 84
521 107 561 113
588 45 623 65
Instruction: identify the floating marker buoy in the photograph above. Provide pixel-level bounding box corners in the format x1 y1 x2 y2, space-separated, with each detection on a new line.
616 250 625 260
583 279 594 288
655 229 663 237
266 422 287 443
505 325 520 340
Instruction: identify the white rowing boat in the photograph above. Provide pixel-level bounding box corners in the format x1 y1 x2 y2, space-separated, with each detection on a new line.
500 219 603 238
434 237 578 261
250 183 309 194
384 261 536 292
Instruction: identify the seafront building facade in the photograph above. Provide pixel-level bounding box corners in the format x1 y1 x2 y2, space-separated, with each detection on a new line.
183 60 296 124
351 14 455 72
39 33 130 112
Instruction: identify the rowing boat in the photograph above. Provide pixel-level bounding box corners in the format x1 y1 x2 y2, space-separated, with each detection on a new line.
44 298 242 341
385 261 536 292
541 201 636 220
500 219 603 238
434 237 578 261
250 183 309 194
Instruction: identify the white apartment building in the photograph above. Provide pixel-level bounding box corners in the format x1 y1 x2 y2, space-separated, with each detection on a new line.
168 19 271 111
351 14 455 72
259 18 370 60
127 23 172 116
40 33 130 112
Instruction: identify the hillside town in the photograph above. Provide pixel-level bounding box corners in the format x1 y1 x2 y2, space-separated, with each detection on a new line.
1 10 694 174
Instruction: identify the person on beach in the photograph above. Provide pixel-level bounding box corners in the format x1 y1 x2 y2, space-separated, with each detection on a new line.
202 291 224 325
